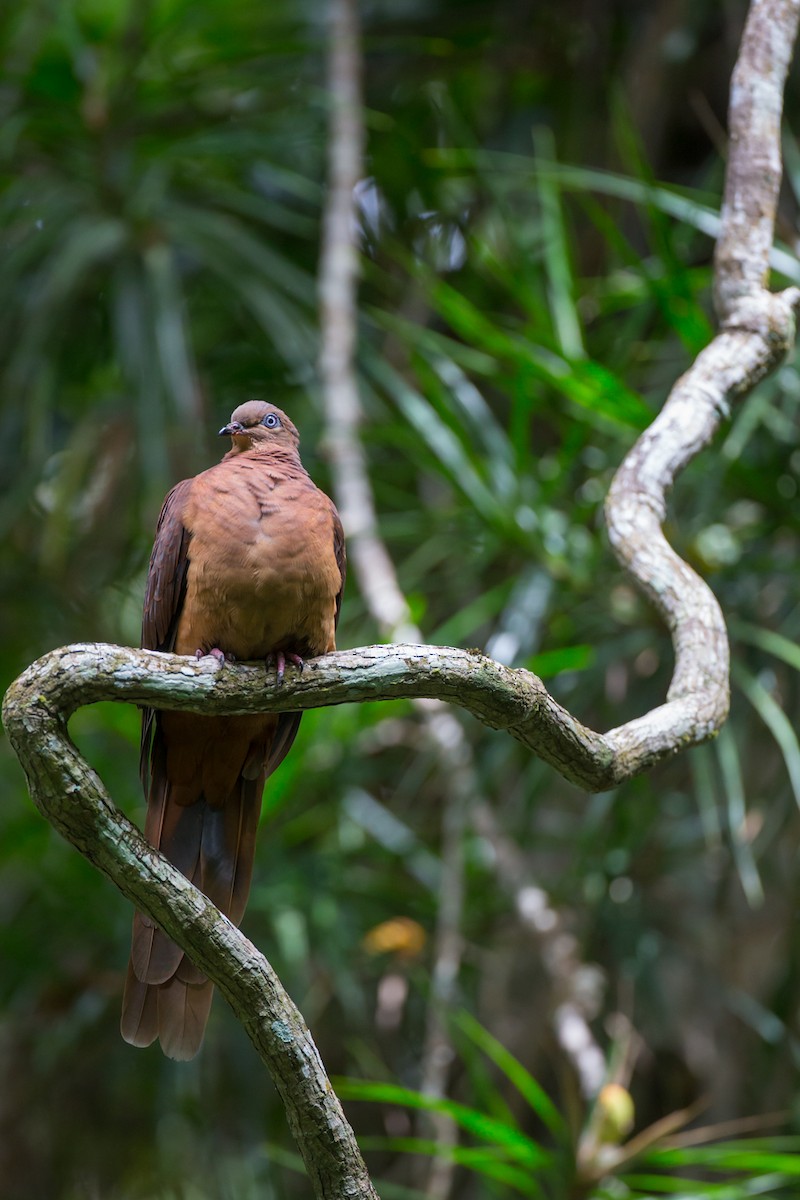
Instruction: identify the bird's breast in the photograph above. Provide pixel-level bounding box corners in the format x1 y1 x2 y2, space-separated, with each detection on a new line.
174 461 340 661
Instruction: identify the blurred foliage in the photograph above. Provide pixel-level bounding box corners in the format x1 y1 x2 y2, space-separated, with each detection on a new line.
2 0 800 1197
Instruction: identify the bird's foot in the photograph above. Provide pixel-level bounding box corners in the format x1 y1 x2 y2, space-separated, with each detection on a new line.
268 650 304 684
196 647 235 664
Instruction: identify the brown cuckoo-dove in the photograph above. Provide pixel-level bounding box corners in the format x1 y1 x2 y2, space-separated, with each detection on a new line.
120 401 345 1059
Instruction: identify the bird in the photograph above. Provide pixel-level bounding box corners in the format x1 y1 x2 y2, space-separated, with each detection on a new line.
120 400 345 1060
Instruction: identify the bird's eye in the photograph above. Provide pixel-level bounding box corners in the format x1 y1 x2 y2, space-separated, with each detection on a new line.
262 413 280 428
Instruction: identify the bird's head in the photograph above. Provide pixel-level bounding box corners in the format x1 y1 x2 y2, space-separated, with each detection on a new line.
219 401 300 454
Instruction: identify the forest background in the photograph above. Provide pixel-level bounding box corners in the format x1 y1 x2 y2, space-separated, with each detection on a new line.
3 1 800 1197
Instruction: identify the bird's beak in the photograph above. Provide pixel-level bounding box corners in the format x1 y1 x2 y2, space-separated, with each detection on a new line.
218 421 245 437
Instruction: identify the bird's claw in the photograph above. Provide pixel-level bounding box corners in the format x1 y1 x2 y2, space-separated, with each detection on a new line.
268 650 304 684
196 647 234 664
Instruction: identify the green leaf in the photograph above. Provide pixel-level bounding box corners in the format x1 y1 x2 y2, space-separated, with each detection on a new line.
143 241 200 420
400 269 651 430
526 644 596 678
732 662 800 812
715 727 764 907
425 147 800 284
689 744 723 850
430 579 515 646
453 1010 567 1138
335 1078 551 1169
532 125 585 360
359 1136 543 1195
732 622 800 673
365 355 511 529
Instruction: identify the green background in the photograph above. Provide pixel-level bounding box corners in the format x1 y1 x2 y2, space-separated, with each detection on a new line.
2 1 800 1196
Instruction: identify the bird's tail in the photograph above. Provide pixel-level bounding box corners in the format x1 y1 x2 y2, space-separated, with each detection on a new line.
120 715 271 1060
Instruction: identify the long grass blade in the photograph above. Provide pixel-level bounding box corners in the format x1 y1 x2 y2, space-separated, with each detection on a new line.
732 622 800 672
454 1010 567 1138
532 126 585 360
714 728 763 907
732 662 800 811
335 1078 552 1169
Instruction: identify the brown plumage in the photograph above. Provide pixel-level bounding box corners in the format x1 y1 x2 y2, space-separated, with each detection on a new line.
121 401 345 1059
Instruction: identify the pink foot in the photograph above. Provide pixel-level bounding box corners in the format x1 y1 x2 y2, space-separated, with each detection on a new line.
268 650 304 683
195 647 234 664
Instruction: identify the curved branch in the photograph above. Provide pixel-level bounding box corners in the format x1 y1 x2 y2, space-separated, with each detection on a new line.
714 0 800 313
3 640 660 791
1 646 379 1200
606 0 800 751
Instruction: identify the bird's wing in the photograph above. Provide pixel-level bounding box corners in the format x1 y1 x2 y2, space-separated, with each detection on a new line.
139 478 193 788
332 501 347 630
142 477 193 653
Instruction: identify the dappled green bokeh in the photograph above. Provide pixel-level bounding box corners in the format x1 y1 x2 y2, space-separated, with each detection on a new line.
3 1 800 1197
